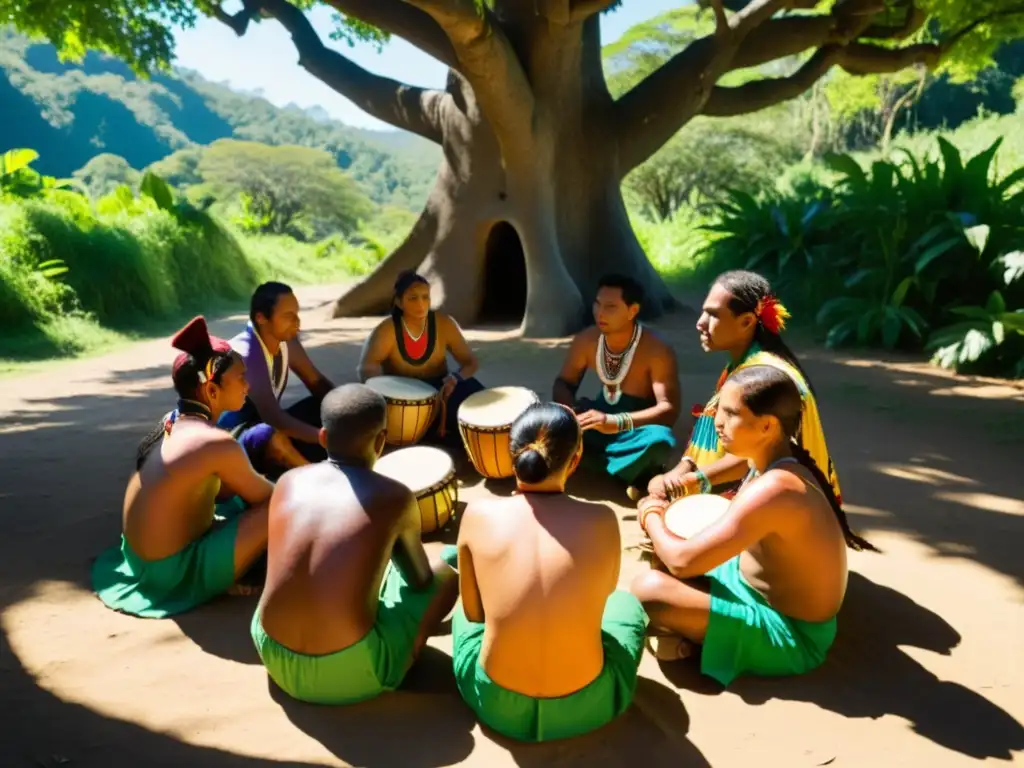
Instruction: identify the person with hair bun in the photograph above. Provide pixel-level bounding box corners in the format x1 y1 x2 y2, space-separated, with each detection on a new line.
642 270 841 511
91 316 274 618
450 402 649 743
632 365 877 686
357 270 484 442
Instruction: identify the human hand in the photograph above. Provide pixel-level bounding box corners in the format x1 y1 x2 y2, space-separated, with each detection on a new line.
576 409 608 432
663 469 700 500
441 374 458 400
637 496 667 534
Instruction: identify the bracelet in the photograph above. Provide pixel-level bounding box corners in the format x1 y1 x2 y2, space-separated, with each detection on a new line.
694 468 712 494
638 498 666 532
612 412 635 433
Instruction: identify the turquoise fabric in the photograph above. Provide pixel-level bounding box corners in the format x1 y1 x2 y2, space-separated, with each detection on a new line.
702 555 838 687
92 496 248 618
581 392 676 484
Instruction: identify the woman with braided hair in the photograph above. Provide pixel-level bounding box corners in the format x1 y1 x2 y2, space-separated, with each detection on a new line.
92 316 273 618
631 364 877 686
640 270 842 510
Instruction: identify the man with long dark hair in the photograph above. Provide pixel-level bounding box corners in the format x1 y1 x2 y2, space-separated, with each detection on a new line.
642 270 841 506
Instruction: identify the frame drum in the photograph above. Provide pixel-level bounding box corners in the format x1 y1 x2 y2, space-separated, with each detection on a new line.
457 386 539 479
365 375 439 446
663 493 731 539
375 445 457 534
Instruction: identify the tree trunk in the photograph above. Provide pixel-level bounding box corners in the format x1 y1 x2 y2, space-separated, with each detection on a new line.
332 16 676 338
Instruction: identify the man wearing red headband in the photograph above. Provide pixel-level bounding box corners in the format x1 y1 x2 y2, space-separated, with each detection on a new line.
91 317 274 617
638 270 842 522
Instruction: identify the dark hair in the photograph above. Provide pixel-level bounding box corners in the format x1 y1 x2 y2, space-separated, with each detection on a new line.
250 281 293 324
714 270 815 395
598 273 644 309
135 349 240 471
728 365 878 553
392 270 429 317
509 402 582 485
321 383 387 458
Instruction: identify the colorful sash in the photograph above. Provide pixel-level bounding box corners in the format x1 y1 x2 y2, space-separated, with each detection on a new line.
686 346 842 504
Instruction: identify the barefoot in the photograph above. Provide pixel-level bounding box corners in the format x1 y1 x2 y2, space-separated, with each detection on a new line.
645 634 694 661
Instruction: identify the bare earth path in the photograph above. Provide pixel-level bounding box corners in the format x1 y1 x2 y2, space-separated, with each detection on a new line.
1 284 1022 767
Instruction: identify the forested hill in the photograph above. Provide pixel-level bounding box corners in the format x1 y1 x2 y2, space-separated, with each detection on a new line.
0 28 441 210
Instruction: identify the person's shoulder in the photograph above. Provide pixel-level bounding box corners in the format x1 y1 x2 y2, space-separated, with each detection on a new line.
571 325 600 348
365 472 415 514
369 316 397 341
737 469 809 521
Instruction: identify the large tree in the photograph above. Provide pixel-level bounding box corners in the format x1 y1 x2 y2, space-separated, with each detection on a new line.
7 0 1024 336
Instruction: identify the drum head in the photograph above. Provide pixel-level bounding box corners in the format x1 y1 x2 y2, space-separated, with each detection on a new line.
663 494 730 539
375 446 454 494
458 386 538 428
366 375 437 400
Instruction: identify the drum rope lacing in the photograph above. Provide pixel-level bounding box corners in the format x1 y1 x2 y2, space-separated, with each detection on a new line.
596 321 642 406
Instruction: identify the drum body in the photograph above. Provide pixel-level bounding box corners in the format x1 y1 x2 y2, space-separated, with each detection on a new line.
457 386 539 479
365 376 439 446
663 494 731 539
375 446 457 534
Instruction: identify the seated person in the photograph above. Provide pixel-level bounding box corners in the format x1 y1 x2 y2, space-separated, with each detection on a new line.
645 270 841 506
357 270 484 442
630 365 878 688
92 317 273 618
452 402 649 743
553 273 680 495
252 384 459 705
219 282 336 475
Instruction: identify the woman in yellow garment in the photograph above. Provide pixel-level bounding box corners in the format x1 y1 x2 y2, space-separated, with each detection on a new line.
644 270 841 506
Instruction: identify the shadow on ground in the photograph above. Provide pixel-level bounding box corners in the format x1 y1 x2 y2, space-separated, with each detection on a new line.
1 306 1022 764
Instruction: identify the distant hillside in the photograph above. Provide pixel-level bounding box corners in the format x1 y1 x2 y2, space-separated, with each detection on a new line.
0 28 441 210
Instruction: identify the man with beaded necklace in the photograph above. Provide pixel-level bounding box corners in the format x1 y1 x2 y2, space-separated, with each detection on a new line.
640 270 842 515
553 274 680 495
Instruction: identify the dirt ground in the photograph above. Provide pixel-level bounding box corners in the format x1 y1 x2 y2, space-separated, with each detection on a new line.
1 284 1022 768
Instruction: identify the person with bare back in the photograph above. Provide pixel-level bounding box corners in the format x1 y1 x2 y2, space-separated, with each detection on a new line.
252 383 459 705
452 402 649 742
553 273 680 496
357 270 484 442
91 317 273 618
631 365 878 686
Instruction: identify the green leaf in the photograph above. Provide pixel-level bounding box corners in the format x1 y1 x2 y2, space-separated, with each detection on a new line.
899 306 928 338
996 166 1024 195
36 258 69 278
997 251 1024 285
925 320 989 351
985 291 1006 315
909 223 952 254
0 148 39 178
999 311 1024 333
992 321 1005 346
816 296 868 326
881 306 903 349
139 171 174 211
890 276 913 307
824 153 867 187
965 224 990 254
844 268 879 289
914 237 962 274
857 309 879 344
958 329 994 363
825 319 858 349
950 305 995 321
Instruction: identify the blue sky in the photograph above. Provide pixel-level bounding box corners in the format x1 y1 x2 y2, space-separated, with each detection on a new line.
173 1 684 131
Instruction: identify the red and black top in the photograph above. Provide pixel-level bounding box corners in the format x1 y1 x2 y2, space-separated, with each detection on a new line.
392 311 437 367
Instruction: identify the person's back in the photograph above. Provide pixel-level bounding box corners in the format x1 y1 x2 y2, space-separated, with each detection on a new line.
465 492 619 697
451 402 650 743
252 383 459 705
93 316 273 619
259 462 409 655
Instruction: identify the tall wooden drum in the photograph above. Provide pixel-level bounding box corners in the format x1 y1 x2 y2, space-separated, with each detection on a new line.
375 445 457 534
457 386 539 479
365 375 439 446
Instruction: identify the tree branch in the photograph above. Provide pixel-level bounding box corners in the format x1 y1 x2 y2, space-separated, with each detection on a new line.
220 0 448 144
402 0 536 147
702 45 842 116
322 0 458 68
860 0 927 40
569 0 616 24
